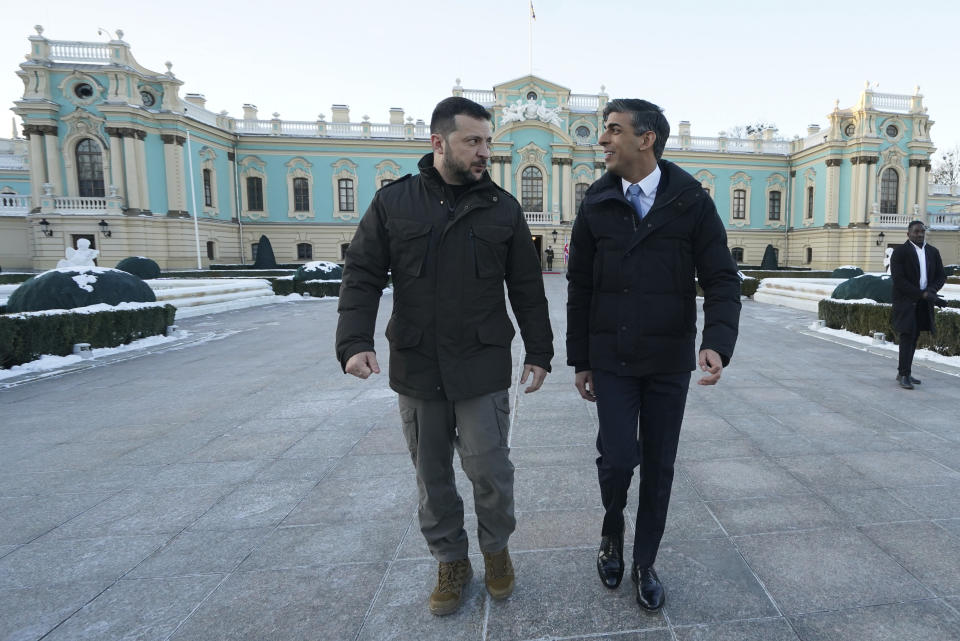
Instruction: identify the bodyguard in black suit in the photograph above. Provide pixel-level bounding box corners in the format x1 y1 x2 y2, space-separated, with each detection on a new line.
566 99 741 611
889 221 946 389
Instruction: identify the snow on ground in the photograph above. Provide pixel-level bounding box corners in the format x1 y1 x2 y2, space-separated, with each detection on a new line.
810 324 960 371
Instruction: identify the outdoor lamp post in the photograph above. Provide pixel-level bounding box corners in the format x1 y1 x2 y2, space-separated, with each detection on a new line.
551 229 558 244
875 231 885 246
98 219 112 237
39 218 52 237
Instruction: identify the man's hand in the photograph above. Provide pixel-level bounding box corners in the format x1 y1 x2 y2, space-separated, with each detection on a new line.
520 364 548 393
574 370 596 402
345 351 380 379
698 349 723 385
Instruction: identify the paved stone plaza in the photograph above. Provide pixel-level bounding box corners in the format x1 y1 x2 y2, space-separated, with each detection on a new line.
2 275 960 641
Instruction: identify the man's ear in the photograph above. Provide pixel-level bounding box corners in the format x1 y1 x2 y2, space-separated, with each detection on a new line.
430 133 444 155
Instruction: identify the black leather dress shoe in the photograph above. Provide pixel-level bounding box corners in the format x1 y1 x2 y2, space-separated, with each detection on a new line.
896 375 921 385
597 536 624 589
898 375 914 390
631 564 665 610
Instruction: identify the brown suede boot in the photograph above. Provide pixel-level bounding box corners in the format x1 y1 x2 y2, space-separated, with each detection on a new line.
428 558 473 616
483 546 515 600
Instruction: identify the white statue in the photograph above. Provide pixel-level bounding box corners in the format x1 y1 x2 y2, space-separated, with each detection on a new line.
536 101 563 127
500 99 525 124
884 247 894 274
57 238 99 268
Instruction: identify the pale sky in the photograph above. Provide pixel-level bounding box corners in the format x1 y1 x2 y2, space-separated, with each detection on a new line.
5 1 960 157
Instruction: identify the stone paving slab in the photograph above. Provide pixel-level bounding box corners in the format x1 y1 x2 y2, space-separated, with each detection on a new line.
1 276 959 640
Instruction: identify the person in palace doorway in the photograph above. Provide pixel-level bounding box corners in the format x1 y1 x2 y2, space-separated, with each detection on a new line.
566 98 741 611
545 245 555 271
890 220 947 389
336 96 553 616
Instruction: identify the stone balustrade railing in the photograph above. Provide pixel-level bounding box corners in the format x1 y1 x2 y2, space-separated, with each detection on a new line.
0 194 31 213
48 40 112 63
524 211 552 225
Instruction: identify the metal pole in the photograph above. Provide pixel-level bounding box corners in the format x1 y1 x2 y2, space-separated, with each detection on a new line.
185 131 202 269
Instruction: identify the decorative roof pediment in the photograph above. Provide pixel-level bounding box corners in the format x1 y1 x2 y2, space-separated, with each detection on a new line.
494 75 570 96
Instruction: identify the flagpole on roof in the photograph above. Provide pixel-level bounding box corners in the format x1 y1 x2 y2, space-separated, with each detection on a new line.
529 1 535 75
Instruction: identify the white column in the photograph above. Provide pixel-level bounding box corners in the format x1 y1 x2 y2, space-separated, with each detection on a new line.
489 158 500 187
43 132 62 196
162 135 186 214
503 157 512 194
849 158 862 224
550 161 560 219
824 159 841 225
134 131 150 213
907 162 919 214
122 133 142 211
561 160 572 221
594 162 602 181
26 127 46 209
107 129 126 204
918 163 930 223
866 160 878 215
227 151 238 219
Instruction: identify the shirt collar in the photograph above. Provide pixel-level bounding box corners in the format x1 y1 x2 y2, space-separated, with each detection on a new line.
621 164 661 197
910 240 926 251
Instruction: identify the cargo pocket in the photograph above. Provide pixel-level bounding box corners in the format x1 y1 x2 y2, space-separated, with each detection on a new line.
387 218 432 277
398 402 419 461
386 316 423 349
492 390 511 446
471 224 512 279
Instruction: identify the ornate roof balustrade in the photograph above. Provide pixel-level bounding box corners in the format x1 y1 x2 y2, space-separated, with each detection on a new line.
47 40 112 63
870 211 960 229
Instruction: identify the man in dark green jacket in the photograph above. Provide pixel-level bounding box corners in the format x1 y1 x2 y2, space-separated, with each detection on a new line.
567 98 740 611
336 97 553 616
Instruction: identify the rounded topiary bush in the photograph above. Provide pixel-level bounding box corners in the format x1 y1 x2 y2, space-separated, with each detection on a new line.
945 264 960 276
293 261 343 281
5 267 156 313
831 274 892 304
115 256 161 280
831 265 864 279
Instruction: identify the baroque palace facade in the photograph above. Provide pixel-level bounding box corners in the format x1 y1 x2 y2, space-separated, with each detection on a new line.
1 27 959 272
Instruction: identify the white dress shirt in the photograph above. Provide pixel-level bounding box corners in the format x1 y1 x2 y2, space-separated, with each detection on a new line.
911 241 928 290
621 165 661 218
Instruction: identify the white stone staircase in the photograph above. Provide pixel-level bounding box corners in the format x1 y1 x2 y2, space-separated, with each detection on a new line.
147 278 278 319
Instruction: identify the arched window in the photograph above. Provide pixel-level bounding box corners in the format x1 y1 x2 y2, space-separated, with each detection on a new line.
731 247 744 263
733 189 746 219
575 183 589 211
203 169 213 207
338 178 355 212
76 139 105 197
293 177 310 212
521 166 543 211
297 243 313 260
880 168 899 214
247 177 264 211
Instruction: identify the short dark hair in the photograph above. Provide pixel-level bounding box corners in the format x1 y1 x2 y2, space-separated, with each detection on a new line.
430 97 491 139
908 220 926 231
602 99 670 160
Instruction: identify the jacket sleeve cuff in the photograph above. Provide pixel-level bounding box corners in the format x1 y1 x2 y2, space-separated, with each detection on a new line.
698 344 731 368
523 355 552 373
339 343 375 372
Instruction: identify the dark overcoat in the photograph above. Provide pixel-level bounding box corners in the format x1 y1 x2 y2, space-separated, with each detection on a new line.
566 160 741 377
336 154 553 401
890 240 946 335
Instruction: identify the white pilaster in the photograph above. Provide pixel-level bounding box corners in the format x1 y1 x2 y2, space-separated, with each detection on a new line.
27 129 46 208
122 134 142 211
42 134 62 196
561 161 572 221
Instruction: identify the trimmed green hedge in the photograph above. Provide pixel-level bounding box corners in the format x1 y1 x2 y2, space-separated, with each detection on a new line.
160 270 295 279
0 273 35 285
1 304 176 369
741 270 833 279
271 279 342 297
210 263 307 270
818 299 960 356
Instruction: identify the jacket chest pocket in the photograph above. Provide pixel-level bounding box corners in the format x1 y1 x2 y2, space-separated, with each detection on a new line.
470 224 512 279
387 218 433 277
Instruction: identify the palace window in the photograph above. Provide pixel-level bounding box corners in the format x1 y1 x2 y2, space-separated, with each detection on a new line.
575 183 589 211
340 243 351 260
293 177 310 212
76 139 105 198
251 243 259 261
806 247 813 263
806 186 814 219
297 243 313 260
880 168 899 214
338 178 355 212
203 169 213 207
206 241 215 260
768 191 781 221
521 166 543 211
731 247 744 263
733 189 746 219
247 177 264 211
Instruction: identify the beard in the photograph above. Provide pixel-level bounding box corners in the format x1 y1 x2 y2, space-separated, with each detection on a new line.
442 153 485 184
